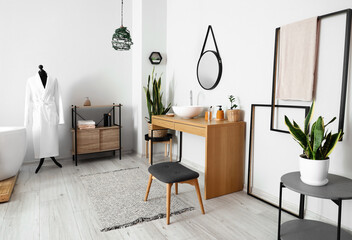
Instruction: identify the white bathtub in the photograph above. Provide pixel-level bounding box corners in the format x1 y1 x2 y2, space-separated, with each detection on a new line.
0 127 27 181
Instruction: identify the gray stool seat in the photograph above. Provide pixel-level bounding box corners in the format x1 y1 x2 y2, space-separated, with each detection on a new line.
148 162 199 183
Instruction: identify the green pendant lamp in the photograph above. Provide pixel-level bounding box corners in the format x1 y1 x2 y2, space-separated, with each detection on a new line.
112 0 133 50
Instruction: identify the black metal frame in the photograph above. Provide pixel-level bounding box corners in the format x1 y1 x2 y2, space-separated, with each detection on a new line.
270 9 352 136
197 25 222 90
150 130 182 165
247 104 310 218
149 52 162 65
71 103 122 166
278 182 343 240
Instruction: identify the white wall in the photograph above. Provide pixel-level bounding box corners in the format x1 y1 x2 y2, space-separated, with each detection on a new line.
167 0 352 229
132 0 143 154
132 0 168 156
0 0 134 161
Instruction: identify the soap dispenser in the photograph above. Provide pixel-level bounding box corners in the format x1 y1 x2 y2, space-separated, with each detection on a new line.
216 105 224 120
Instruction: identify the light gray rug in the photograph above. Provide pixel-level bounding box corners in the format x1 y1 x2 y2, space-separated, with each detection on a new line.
80 167 194 232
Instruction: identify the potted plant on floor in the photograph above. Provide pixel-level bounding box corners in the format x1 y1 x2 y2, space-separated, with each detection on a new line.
285 101 343 186
143 67 171 137
226 95 240 122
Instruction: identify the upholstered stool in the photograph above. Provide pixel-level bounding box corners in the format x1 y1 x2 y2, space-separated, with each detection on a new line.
145 133 172 164
144 162 205 224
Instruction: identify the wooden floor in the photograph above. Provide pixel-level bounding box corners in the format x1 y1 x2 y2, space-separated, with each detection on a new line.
0 154 294 240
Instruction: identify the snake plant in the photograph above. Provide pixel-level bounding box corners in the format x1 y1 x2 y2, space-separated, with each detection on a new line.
284 101 343 160
143 67 171 122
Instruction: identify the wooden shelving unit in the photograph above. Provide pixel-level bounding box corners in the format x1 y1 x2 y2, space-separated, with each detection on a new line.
71 104 122 166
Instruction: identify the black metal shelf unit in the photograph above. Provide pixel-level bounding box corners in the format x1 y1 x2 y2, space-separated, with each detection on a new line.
71 103 122 166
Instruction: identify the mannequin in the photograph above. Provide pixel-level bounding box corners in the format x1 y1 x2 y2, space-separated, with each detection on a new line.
38 65 47 88
24 65 64 174
35 65 62 173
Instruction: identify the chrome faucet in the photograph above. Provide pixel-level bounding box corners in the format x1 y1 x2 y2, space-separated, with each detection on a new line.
190 90 193 106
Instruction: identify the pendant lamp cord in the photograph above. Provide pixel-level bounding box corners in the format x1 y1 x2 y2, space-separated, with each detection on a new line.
121 0 124 27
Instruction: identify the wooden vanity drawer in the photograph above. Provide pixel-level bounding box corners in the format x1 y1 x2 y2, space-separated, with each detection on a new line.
174 123 206 137
152 118 175 129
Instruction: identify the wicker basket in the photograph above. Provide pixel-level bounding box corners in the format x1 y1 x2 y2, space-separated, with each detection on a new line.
148 123 168 138
226 109 241 122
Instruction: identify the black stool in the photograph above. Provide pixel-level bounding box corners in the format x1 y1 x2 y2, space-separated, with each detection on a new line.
144 161 205 225
145 134 172 164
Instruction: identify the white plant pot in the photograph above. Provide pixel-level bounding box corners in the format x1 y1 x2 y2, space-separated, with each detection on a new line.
299 155 330 186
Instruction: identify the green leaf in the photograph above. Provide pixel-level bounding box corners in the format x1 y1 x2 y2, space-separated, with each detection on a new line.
324 117 336 128
305 135 313 159
310 121 316 145
324 131 342 158
293 121 300 129
312 117 324 159
143 86 152 121
321 132 332 158
162 103 171 115
304 101 315 134
285 116 307 148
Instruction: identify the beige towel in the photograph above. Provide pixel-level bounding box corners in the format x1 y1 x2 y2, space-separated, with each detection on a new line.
276 17 319 101
78 125 95 129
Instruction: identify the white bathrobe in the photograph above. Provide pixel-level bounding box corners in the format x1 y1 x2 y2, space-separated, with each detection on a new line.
24 74 64 158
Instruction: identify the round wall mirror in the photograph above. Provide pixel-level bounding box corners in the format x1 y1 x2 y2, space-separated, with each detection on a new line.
197 50 222 90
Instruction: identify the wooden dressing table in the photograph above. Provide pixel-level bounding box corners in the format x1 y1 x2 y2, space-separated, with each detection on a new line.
152 115 246 199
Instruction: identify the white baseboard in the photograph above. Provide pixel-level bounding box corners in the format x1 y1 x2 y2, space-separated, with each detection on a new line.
23 149 134 165
179 157 205 173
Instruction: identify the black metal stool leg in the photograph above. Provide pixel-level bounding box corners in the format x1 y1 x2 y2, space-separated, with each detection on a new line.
151 130 153 165
337 199 342 240
299 194 305 219
278 182 284 240
50 157 62 168
35 158 45 174
179 131 182 162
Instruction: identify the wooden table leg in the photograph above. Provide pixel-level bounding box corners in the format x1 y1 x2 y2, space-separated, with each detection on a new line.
194 179 205 214
205 123 245 199
165 143 167 157
166 183 172 225
144 174 153 201
169 138 172 162
149 140 152 164
145 141 148 159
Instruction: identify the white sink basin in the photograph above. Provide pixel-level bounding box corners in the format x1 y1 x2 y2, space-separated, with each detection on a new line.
172 106 204 119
